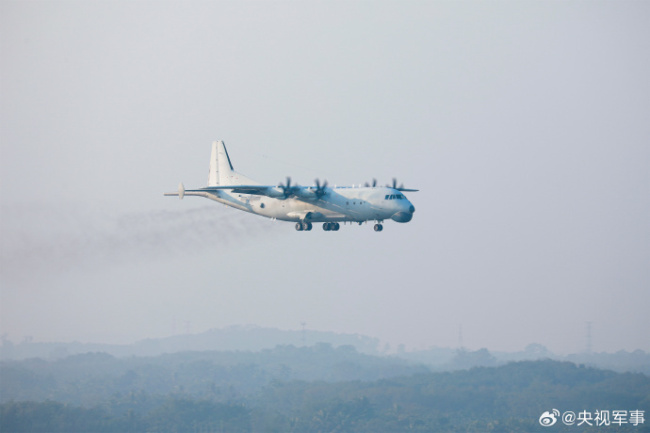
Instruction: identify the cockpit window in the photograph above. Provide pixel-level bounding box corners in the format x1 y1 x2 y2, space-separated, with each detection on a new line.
385 194 406 200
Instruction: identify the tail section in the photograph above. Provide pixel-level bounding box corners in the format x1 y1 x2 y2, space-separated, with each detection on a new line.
207 140 235 186
207 140 259 186
207 142 219 186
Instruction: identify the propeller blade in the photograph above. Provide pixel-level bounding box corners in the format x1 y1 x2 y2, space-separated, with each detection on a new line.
314 178 328 198
278 176 296 197
386 177 417 192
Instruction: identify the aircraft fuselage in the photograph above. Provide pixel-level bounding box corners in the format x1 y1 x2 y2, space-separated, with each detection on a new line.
201 186 414 224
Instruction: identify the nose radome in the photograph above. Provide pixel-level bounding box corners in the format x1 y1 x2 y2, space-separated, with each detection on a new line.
409 205 415 213
391 211 413 223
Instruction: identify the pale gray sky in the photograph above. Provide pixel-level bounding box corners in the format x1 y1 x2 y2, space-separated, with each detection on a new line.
1 0 649 354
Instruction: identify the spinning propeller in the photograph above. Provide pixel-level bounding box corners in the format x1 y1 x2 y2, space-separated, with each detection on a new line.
388 178 404 190
387 178 418 192
278 177 299 198
314 178 328 198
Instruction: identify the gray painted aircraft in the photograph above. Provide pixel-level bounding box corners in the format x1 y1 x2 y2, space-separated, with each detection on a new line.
165 141 417 232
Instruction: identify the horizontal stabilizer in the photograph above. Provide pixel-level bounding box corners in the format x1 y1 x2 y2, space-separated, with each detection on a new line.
164 183 186 199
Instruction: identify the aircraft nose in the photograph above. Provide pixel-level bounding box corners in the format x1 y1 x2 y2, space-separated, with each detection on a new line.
391 211 412 222
391 203 415 223
390 199 415 223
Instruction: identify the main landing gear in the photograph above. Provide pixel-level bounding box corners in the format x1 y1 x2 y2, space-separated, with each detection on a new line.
323 222 340 231
295 222 382 232
295 222 340 231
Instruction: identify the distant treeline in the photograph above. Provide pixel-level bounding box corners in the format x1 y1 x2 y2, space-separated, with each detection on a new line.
1 345 649 432
1 344 426 406
0 326 382 360
3 326 649 376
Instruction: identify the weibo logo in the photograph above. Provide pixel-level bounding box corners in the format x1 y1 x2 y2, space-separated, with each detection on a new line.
539 409 560 427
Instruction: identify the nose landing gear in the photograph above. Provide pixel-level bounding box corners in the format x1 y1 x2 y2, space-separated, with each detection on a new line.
373 223 383 232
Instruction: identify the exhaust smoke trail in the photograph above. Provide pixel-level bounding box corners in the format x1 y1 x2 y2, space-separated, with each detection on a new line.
0 204 276 280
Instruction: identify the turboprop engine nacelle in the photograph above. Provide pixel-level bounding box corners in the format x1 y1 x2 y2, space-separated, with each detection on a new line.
294 188 318 200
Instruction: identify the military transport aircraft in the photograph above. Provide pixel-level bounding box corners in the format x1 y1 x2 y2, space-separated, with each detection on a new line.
165 141 417 232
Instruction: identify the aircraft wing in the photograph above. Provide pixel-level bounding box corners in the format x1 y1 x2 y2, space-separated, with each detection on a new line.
204 185 285 198
286 210 347 221
396 187 419 192
165 185 285 199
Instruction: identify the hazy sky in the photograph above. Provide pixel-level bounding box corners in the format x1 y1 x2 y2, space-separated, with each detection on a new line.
1 0 649 354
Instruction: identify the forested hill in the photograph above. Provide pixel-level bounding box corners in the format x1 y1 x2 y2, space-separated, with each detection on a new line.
1 346 649 432
0 344 427 406
4 327 648 376
258 361 650 432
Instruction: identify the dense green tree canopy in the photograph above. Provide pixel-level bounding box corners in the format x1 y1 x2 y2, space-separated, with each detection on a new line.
1 347 648 432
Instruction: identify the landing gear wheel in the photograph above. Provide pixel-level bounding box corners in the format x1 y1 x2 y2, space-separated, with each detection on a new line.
297 222 312 231
323 222 340 231
374 224 383 232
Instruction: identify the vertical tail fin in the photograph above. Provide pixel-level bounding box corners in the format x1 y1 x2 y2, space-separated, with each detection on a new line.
208 142 219 186
207 140 235 186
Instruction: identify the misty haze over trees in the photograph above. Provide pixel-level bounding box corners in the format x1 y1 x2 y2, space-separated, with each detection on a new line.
1 328 649 432
3 326 648 375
